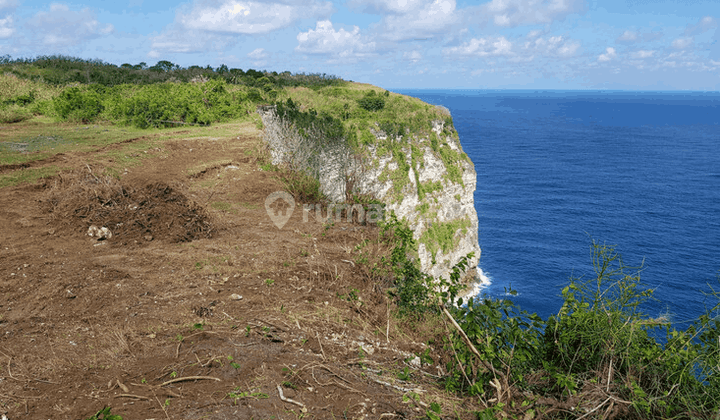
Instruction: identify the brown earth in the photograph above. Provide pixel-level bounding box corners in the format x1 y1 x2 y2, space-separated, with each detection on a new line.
0 123 476 419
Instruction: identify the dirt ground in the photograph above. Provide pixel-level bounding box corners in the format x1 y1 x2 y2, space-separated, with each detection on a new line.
0 123 472 419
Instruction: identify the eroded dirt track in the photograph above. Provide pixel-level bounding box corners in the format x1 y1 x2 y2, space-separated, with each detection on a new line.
0 126 455 420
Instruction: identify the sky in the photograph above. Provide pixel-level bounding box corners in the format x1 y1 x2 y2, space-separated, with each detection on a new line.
1 0 719 90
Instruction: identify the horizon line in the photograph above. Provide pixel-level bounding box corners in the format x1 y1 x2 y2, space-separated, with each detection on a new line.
386 87 720 93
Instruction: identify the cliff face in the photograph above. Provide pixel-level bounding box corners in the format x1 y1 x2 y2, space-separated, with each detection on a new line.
259 97 481 284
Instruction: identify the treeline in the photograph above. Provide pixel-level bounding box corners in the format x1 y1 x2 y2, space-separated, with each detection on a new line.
0 54 344 90
0 55 347 127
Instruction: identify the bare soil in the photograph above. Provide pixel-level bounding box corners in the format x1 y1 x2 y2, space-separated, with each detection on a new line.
0 123 472 419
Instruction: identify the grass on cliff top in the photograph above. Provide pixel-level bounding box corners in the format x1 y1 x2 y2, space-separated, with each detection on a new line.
277 83 456 145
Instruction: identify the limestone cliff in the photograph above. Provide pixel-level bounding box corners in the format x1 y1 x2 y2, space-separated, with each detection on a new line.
258 92 481 284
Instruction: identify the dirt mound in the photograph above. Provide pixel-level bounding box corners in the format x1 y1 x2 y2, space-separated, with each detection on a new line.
41 167 214 244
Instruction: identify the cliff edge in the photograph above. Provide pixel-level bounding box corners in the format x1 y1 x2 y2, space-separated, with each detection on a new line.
259 84 481 284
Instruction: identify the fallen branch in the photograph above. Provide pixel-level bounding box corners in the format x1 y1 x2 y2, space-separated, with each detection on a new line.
115 394 150 401
577 397 612 420
369 377 421 394
317 332 327 361
440 304 502 379
277 384 307 411
161 376 221 387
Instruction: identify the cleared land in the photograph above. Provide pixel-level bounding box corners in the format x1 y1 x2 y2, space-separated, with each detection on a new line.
0 118 467 419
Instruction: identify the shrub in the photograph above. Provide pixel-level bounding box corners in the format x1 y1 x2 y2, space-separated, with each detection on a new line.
53 86 104 122
357 90 385 112
382 233 720 418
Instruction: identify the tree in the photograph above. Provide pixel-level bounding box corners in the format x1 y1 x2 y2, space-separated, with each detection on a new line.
150 60 178 72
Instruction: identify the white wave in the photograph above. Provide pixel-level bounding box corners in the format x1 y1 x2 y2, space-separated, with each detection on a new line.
458 266 492 301
477 267 492 286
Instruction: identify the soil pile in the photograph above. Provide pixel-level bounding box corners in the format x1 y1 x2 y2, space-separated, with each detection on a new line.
41 168 214 245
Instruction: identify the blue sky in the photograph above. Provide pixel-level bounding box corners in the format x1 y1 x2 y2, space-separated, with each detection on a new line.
1 0 719 90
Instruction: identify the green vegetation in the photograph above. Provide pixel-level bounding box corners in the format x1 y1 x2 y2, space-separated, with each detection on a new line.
1 54 342 89
374 218 720 418
356 89 387 112
82 406 122 420
1 55 468 213
420 217 472 257
266 83 467 205
227 387 269 403
0 55 341 129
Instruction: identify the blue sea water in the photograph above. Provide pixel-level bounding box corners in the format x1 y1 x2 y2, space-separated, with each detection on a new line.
393 89 720 323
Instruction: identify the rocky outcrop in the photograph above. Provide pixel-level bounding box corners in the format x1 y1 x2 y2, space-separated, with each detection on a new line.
258 100 481 284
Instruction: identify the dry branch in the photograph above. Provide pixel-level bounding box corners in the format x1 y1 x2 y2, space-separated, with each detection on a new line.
161 376 221 387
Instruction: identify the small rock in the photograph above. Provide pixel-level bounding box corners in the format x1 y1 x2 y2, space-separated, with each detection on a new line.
229 293 243 301
409 356 421 368
144 234 153 241
87 225 112 240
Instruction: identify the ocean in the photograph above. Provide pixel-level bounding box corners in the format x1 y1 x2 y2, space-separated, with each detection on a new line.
393 89 720 323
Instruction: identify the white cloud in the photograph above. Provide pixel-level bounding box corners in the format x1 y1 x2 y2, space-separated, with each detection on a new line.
617 30 637 43
296 20 376 59
376 0 459 41
0 15 13 39
248 48 266 59
685 16 717 35
247 47 268 66
554 37 580 57
524 35 580 58
403 50 422 62
617 29 664 44
671 37 693 50
598 47 617 62
348 0 427 15
26 3 114 47
0 0 17 11
149 29 212 56
526 30 543 39
480 0 584 27
444 36 514 57
631 50 655 59
176 0 333 35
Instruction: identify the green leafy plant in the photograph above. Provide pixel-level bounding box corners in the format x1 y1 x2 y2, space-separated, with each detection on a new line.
53 85 104 122
83 407 123 420
227 387 269 404
397 366 411 381
356 90 385 112
425 402 442 420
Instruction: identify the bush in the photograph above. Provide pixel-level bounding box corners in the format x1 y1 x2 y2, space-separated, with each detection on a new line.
387 236 720 418
105 80 246 128
357 90 385 112
0 105 33 123
53 86 104 123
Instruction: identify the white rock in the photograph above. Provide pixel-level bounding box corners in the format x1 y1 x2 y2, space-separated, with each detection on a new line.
229 293 243 300
87 225 112 240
